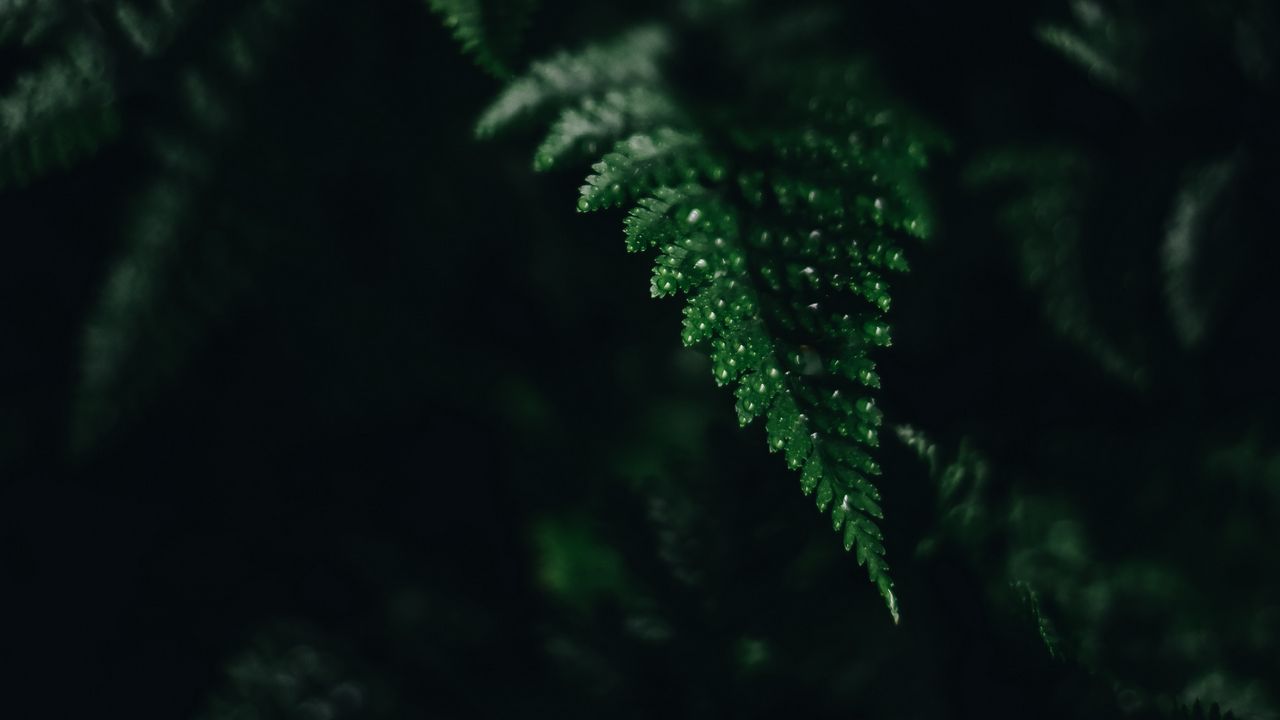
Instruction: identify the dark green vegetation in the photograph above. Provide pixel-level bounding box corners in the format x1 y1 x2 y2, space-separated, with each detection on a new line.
2 1 1278 717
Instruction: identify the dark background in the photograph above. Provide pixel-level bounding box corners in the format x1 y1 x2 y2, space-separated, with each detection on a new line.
2 1 1278 717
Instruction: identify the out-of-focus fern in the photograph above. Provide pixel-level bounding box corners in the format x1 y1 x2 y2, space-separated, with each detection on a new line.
479 16 943 620
110 0 204 57
474 25 669 138
1176 702 1238 720
974 0 1280 386
198 624 393 720
0 0 212 189
0 0 70 47
1035 0 1134 93
535 87 678 171
75 0 302 449
965 148 1148 386
1032 0 1263 356
0 6 117 188
895 424 992 560
426 0 538 77
1161 155 1239 349
899 424 1275 718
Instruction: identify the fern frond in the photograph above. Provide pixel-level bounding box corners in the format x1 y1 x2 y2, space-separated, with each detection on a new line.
427 0 538 78
484 31 942 620
0 32 117 188
966 147 1147 386
75 0 300 449
0 0 219 188
656 154 920 622
475 25 669 138
535 87 678 171
578 130 722 212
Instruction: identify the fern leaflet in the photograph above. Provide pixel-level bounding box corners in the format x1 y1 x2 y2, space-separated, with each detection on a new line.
427 0 538 78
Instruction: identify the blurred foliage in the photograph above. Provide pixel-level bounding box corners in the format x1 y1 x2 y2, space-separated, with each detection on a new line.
198 623 394 720
2 0 1278 718
426 0 540 77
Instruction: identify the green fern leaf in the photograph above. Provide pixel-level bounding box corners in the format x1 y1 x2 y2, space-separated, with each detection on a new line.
623 185 702 254
474 25 668 138
535 87 678 171
578 129 723 212
481 27 941 621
